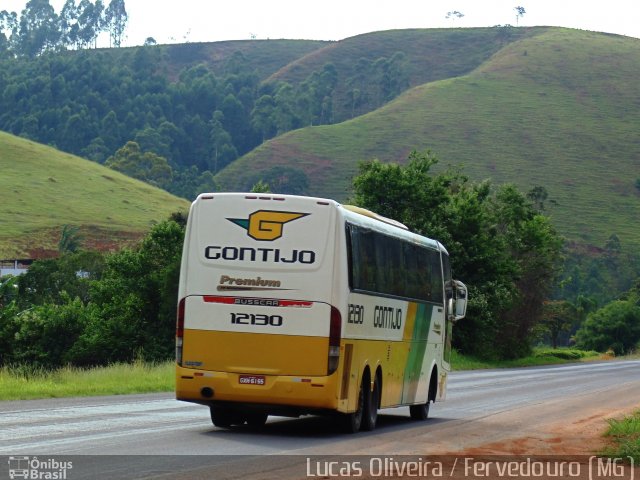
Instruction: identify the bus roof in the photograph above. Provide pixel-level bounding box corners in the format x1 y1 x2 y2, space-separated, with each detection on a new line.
342 205 408 230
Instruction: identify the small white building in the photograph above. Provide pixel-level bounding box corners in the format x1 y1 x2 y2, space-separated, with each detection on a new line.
0 259 31 277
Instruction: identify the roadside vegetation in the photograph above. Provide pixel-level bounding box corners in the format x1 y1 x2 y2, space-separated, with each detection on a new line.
0 360 174 401
0 218 185 369
450 348 602 370
1 150 638 379
0 350 607 401
602 410 640 463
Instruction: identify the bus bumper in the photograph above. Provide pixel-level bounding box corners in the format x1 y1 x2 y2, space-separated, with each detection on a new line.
176 365 340 411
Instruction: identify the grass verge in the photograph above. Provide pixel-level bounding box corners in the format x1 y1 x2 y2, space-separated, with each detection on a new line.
0 360 174 401
451 347 603 370
601 410 640 463
0 348 608 401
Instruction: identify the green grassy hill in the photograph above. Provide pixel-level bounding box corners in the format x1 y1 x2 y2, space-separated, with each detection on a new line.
0 131 189 258
216 28 640 249
268 27 538 121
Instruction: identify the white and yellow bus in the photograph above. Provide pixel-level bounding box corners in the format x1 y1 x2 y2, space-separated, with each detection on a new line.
176 193 467 432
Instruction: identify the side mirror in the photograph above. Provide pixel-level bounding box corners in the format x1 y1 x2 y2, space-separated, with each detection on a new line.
453 280 468 322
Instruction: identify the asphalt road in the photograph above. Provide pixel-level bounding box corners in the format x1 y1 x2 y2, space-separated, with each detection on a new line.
1 360 639 479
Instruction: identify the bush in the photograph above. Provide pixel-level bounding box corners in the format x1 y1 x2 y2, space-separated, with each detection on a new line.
1 219 185 370
575 300 640 355
11 295 91 367
533 348 595 360
0 300 19 365
16 251 105 307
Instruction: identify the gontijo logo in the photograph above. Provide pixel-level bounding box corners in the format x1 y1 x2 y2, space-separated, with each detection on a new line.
227 210 309 241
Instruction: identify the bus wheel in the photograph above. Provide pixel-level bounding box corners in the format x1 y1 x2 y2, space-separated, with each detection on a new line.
245 413 268 427
210 406 241 428
362 374 379 431
341 376 366 433
409 400 430 421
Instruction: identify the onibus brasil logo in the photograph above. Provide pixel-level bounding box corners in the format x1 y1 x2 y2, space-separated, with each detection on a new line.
227 210 309 241
8 456 73 479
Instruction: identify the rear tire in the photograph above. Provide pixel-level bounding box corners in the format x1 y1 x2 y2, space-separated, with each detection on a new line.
362 374 379 431
245 412 268 427
210 406 242 428
409 400 430 421
341 375 366 433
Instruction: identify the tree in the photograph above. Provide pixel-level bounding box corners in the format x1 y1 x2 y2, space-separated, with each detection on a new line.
0 276 19 365
221 92 249 147
105 141 173 189
82 137 110 163
445 11 465 23
250 180 271 193
10 295 93 367
575 300 640 354
76 0 104 49
209 110 238 173
99 110 122 152
527 185 557 212
58 224 83 253
59 111 96 152
350 150 563 359
345 58 373 117
59 0 79 48
134 126 171 159
346 88 363 119
370 53 409 107
15 251 105 307
297 63 338 126
273 83 299 133
169 166 218 200
0 10 17 56
251 94 277 142
514 6 526 26
104 0 127 47
540 300 574 348
69 220 184 364
16 0 60 57
252 166 309 195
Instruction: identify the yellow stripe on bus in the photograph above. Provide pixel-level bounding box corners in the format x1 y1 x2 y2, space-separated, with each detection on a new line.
403 302 418 341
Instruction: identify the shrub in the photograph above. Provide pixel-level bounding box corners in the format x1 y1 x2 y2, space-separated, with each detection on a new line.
575 300 640 355
11 295 91 367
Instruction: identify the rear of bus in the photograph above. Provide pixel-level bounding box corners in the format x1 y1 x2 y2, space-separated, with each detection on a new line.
175 193 342 423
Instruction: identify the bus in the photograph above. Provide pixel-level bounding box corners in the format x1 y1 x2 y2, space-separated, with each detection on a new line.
176 193 467 432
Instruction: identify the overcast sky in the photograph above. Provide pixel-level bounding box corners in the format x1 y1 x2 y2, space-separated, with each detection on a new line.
3 0 639 46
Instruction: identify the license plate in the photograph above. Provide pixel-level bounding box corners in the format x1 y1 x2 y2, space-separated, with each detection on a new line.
239 375 265 386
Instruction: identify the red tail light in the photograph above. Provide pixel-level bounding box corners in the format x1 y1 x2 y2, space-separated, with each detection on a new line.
328 306 342 375
176 298 185 365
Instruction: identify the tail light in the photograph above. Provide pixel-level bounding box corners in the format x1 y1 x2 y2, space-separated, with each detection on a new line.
328 306 342 375
176 298 185 366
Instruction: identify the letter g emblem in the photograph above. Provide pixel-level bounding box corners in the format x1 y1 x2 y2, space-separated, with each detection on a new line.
228 210 309 241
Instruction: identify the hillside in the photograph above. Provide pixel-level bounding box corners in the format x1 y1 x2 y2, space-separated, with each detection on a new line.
216 28 640 250
267 27 539 121
0 131 189 258
159 39 329 80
